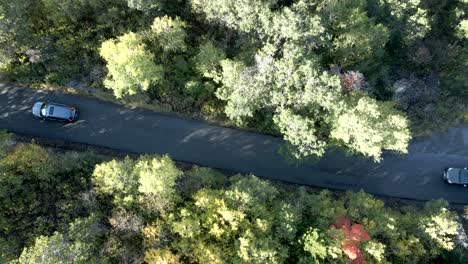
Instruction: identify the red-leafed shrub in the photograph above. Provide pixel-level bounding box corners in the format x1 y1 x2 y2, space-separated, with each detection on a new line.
332 216 370 264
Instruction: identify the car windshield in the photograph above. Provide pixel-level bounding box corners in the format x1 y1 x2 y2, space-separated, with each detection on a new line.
461 170 468 183
40 103 48 117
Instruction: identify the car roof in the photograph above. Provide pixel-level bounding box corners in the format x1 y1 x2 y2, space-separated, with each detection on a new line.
449 168 468 184
45 103 74 119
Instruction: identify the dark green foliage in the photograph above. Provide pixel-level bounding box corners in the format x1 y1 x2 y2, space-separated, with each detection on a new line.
0 143 100 261
0 0 145 84
178 166 228 198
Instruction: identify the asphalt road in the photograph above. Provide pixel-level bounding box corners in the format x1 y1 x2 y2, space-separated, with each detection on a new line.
1 83 467 204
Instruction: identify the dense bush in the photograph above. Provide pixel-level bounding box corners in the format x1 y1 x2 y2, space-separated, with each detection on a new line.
0 141 101 262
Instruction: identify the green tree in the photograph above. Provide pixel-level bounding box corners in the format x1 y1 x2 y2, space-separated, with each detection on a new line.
296 190 461 263
17 214 107 264
456 19 468 39
0 0 44 69
192 39 226 80
0 143 99 261
318 0 390 68
178 166 228 199
269 1 327 46
189 0 275 36
301 228 327 260
273 107 328 159
144 248 181 264
147 15 188 55
330 95 410 161
100 32 164 98
0 130 12 158
216 43 411 161
171 175 297 263
374 0 431 45
420 200 459 253
127 0 164 11
92 156 138 207
0 0 143 83
216 58 271 125
136 155 182 213
92 155 181 212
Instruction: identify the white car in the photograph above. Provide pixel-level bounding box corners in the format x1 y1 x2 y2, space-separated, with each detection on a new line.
32 102 79 123
443 167 468 187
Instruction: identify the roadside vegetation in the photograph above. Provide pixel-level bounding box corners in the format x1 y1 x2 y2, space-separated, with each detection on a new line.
0 0 466 162
0 131 467 263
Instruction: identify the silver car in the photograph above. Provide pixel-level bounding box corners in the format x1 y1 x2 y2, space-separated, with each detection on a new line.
443 167 468 187
32 102 79 123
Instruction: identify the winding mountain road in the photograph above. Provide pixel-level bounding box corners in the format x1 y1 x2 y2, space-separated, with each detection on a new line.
1 83 467 203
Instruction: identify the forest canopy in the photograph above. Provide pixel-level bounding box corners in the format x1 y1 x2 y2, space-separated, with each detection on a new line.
0 132 466 263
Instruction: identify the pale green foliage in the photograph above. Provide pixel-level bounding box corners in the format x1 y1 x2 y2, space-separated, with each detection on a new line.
149 15 188 54
217 59 271 124
93 156 138 207
423 210 458 250
216 42 410 161
456 19 468 39
225 175 279 217
299 228 343 263
136 155 180 196
301 228 328 260
171 175 296 263
100 32 163 98
236 229 283 263
330 96 411 161
127 0 163 11
421 200 458 251
363 241 386 262
189 0 275 35
193 40 226 79
203 0 411 161
274 202 302 241
144 248 180 264
136 155 182 212
274 108 327 158
92 155 181 211
269 1 327 46
17 215 105 264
